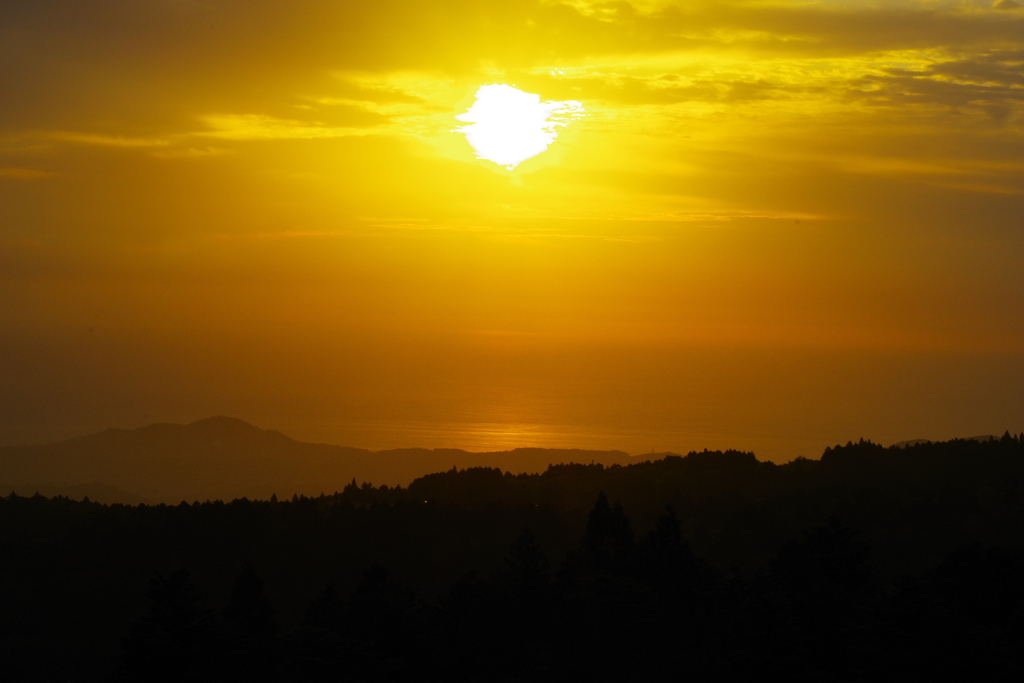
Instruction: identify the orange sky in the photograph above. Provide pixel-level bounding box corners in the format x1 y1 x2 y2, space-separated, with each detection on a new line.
2 0 1023 460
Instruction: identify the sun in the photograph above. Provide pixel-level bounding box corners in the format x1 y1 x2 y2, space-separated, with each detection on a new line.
454 84 585 170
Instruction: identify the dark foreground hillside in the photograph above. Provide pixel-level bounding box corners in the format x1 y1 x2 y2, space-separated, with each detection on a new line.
1 435 1023 681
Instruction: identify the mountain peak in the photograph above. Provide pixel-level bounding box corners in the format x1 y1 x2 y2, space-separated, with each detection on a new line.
181 416 296 443
186 415 262 432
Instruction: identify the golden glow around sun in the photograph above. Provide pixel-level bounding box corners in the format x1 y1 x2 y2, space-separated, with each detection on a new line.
454 84 585 170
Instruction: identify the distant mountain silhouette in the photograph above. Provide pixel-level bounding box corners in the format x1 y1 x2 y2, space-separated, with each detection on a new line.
0 416 635 503
892 438 933 448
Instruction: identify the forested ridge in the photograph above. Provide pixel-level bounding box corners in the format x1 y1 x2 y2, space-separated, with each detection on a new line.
2 435 1023 681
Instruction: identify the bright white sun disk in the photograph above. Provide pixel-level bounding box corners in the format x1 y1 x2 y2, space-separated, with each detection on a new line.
454 84 585 170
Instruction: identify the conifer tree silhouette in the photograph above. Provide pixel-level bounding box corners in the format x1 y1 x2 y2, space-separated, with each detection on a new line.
640 507 701 585
347 564 425 679
437 571 491 679
303 584 345 632
225 564 277 636
579 491 635 576
772 516 879 677
774 516 875 614
504 528 551 596
286 584 352 683
223 563 279 681
634 508 724 680
553 493 641 682
118 569 217 682
493 529 554 677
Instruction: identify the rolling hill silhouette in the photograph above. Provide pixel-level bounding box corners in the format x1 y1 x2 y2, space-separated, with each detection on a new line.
0 416 635 503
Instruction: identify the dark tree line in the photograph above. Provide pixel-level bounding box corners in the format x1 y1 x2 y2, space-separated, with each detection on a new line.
1 434 1023 680
113 496 1024 682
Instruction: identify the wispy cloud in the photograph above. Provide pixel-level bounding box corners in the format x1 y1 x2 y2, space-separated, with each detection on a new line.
198 114 381 140
46 132 172 147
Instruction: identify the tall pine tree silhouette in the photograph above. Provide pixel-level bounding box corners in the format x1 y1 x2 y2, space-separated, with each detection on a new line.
118 569 217 682
772 516 879 678
554 493 640 682
223 563 279 681
504 528 551 597
578 491 635 577
347 564 426 680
